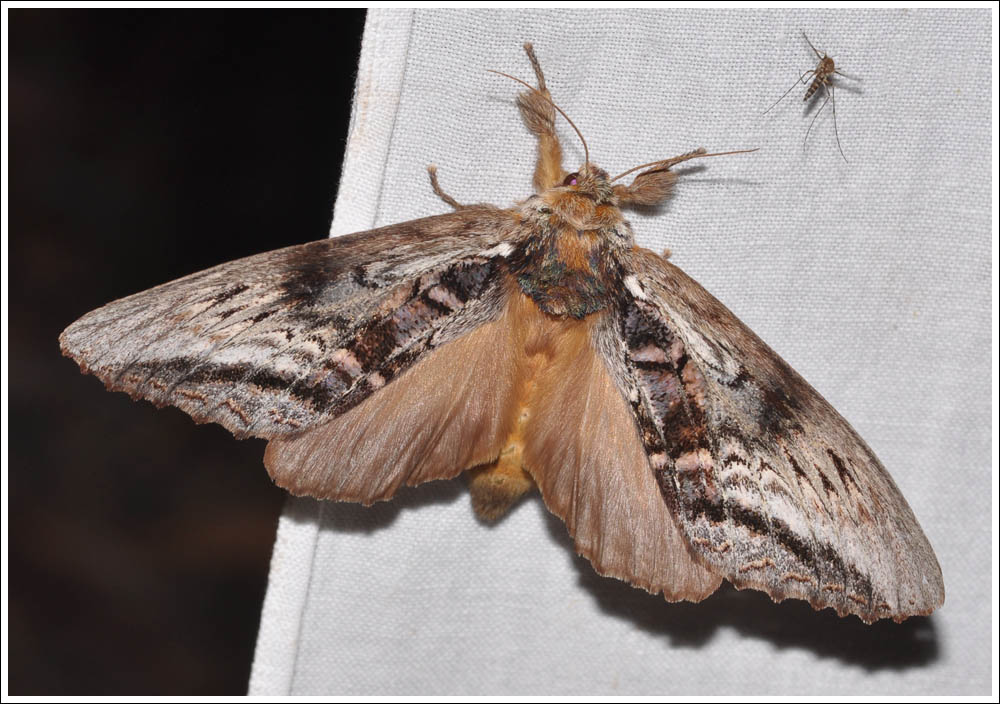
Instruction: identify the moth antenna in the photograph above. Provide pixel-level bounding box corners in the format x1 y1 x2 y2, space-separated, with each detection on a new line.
763 69 815 115
487 69 590 167
522 42 548 94
803 31 823 60
610 147 758 184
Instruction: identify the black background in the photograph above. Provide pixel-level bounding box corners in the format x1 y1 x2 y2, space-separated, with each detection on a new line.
8 10 366 694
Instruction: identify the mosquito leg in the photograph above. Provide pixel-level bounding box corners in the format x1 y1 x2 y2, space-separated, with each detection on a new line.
804 89 830 149
830 83 847 162
763 69 815 115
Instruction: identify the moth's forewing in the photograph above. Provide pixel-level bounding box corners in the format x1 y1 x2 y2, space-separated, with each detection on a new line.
611 248 943 623
59 207 518 442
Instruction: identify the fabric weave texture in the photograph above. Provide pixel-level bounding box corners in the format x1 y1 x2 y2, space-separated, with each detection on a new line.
249 8 992 695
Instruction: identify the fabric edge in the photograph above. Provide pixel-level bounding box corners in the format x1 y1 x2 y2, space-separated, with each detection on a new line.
247 8 415 694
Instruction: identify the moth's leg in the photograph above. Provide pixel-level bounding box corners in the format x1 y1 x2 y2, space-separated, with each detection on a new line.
516 43 564 192
426 165 465 210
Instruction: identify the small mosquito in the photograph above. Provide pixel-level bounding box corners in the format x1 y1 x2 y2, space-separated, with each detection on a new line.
764 32 855 161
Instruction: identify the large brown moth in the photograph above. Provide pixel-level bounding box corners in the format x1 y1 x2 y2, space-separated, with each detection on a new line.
60 43 942 624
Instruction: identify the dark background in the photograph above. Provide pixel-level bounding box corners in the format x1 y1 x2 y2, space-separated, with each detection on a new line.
8 10 367 694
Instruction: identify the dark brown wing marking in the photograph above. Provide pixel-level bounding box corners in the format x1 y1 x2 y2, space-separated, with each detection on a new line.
60 207 525 439
611 249 943 623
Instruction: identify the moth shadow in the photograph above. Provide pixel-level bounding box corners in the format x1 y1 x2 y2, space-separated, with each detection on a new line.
628 165 761 221
540 509 940 671
671 163 761 189
678 177 762 189
316 478 467 533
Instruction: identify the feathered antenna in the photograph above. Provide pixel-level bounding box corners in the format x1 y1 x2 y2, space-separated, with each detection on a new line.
611 147 758 183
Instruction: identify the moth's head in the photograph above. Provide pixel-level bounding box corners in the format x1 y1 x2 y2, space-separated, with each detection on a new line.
540 163 622 231
552 154 685 211
542 150 752 230
557 163 615 204
555 151 730 212
553 160 678 209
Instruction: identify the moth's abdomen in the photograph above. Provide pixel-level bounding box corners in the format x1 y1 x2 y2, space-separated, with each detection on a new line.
465 289 724 601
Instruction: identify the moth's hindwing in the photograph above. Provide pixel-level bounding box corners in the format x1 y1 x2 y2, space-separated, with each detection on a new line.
60 207 522 440
614 249 944 623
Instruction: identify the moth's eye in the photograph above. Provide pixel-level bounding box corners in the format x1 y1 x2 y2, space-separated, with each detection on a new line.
562 172 579 187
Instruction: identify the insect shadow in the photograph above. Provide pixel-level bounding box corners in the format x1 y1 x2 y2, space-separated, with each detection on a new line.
309 479 467 534
764 32 859 162
540 508 940 669
313 485 939 670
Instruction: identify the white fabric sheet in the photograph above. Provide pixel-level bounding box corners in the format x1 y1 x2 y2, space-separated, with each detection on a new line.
249 8 993 695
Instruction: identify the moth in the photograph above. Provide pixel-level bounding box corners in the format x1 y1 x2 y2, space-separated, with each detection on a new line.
764 32 853 161
61 43 942 624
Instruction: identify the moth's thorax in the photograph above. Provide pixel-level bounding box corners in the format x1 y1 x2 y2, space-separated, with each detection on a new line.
512 175 634 319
